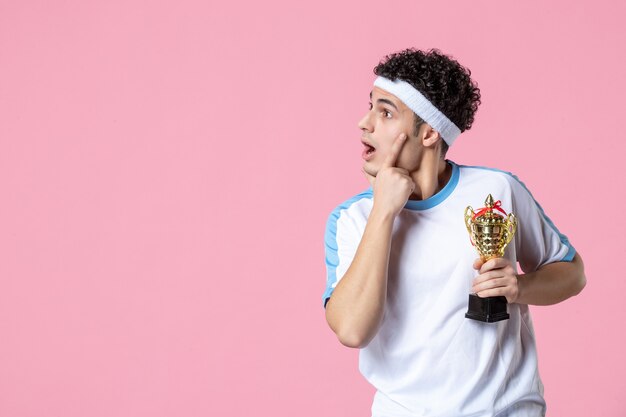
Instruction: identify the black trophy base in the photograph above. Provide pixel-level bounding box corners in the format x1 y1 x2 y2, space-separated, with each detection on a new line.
465 294 510 323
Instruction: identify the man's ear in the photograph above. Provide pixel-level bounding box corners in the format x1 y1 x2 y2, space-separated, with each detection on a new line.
422 125 442 148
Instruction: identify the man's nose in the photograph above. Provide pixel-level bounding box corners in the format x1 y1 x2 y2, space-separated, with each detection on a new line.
358 111 373 132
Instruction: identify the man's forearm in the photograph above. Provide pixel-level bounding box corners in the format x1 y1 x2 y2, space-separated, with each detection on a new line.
325 208 395 348
516 253 586 305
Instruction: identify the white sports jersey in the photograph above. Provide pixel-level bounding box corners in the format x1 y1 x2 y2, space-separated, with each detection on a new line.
323 161 574 417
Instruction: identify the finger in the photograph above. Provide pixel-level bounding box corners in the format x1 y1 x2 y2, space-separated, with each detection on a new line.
472 276 511 292
362 168 375 187
479 257 512 274
381 133 407 169
472 270 504 286
476 287 518 303
475 288 507 299
472 258 484 270
394 169 415 193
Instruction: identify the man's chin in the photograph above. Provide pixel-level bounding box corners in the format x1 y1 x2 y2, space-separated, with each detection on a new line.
362 163 378 177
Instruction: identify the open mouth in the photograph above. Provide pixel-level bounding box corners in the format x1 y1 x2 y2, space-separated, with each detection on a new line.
362 141 376 160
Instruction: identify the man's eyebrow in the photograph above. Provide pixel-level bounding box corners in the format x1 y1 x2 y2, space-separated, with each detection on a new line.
377 98 398 110
369 91 399 110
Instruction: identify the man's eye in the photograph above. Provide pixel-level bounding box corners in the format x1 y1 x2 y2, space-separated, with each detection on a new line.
383 110 392 118
368 102 373 110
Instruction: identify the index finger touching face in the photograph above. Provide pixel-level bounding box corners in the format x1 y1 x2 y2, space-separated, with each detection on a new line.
381 133 407 169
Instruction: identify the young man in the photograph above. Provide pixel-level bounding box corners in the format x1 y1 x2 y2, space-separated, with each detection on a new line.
323 49 586 417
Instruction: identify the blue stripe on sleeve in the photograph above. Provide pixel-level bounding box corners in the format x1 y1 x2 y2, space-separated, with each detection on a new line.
323 189 373 307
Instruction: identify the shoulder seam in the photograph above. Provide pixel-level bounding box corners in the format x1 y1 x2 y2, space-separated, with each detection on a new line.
329 188 373 218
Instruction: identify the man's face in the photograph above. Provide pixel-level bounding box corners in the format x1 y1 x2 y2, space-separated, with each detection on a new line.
358 87 424 177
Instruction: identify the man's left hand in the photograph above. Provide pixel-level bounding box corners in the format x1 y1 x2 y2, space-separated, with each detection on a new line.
472 257 520 303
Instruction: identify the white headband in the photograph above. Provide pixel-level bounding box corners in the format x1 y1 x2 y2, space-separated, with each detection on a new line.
373 76 461 146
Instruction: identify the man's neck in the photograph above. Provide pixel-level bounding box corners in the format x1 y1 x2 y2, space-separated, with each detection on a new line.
408 154 451 201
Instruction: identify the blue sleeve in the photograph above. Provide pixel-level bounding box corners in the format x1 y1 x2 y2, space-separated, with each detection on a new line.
507 173 576 273
323 209 341 308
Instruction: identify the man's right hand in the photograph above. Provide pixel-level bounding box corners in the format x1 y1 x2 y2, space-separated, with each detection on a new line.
327 132 414 348
364 133 415 217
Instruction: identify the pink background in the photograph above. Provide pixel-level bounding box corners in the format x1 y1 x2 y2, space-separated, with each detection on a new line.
1 0 625 416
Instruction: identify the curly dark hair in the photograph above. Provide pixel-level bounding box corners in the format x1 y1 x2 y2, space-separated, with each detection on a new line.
374 48 481 154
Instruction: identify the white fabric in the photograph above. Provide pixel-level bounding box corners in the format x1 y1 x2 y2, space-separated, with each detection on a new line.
324 162 573 417
373 76 461 146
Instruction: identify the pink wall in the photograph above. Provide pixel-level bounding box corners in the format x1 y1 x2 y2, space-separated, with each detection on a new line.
1 0 624 416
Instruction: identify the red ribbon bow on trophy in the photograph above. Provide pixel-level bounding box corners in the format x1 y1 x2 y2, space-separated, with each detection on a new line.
472 200 507 220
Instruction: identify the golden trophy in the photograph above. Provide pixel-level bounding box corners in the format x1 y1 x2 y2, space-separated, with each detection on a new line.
464 194 517 322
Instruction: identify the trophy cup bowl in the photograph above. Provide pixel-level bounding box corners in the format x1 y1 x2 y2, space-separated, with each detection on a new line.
464 194 517 323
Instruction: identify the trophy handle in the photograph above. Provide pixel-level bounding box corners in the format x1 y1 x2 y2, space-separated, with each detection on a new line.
464 206 474 244
504 213 517 246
